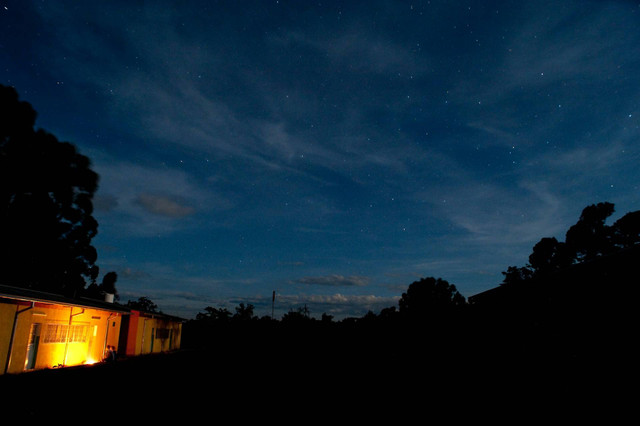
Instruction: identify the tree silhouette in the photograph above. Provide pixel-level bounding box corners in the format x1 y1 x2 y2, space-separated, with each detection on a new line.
101 271 118 294
233 303 256 321
501 265 534 285
281 305 312 323
565 202 616 261
398 277 465 319
85 271 119 300
321 312 335 323
502 202 640 284
528 237 572 276
195 306 232 322
1 85 101 296
126 296 159 313
611 210 640 249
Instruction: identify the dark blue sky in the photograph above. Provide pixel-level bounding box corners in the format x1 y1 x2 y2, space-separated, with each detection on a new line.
2 0 640 319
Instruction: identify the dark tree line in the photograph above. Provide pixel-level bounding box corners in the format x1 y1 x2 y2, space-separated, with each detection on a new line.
185 276 467 347
182 276 467 360
1 84 116 298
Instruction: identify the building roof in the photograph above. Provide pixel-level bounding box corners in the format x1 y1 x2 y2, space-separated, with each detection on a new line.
0 283 131 314
128 308 186 323
0 284 186 322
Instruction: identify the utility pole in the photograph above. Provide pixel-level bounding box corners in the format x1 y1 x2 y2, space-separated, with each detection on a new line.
271 290 276 319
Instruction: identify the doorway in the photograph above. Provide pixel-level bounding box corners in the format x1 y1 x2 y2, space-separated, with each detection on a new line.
24 323 41 370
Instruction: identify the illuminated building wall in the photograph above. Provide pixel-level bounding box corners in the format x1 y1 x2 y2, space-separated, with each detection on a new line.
1 285 183 375
1 298 125 374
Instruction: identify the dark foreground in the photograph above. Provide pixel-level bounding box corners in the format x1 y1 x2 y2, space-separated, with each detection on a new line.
0 326 632 421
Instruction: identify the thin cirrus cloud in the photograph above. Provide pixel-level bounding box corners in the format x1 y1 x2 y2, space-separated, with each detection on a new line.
34 2 435 178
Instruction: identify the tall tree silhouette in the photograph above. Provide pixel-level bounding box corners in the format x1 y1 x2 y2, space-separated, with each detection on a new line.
0 84 100 296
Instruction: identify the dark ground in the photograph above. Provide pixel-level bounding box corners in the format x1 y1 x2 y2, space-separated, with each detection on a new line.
1 325 632 421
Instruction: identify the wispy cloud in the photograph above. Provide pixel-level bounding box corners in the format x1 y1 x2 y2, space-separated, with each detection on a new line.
34 1 439 184
449 2 640 154
422 179 566 250
501 3 631 89
134 194 195 218
91 157 228 236
276 27 430 77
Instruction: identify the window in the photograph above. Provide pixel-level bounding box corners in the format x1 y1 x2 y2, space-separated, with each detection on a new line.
43 324 88 344
68 324 87 343
155 328 170 339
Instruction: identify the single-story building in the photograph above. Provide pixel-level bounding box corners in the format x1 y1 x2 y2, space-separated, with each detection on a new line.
1 284 183 375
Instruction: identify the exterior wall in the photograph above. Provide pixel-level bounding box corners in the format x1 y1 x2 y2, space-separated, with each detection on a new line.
1 299 123 375
119 311 182 356
2 295 183 376
118 311 140 356
150 317 182 353
0 299 30 374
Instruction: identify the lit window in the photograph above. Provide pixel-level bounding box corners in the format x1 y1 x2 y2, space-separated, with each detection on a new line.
43 324 88 344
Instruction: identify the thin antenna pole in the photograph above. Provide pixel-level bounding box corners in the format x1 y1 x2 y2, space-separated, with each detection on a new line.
271 290 276 319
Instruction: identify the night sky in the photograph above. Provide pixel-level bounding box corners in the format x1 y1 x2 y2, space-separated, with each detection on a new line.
2 1 640 320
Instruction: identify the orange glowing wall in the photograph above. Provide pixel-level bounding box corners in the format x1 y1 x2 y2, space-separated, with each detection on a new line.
1 300 122 375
